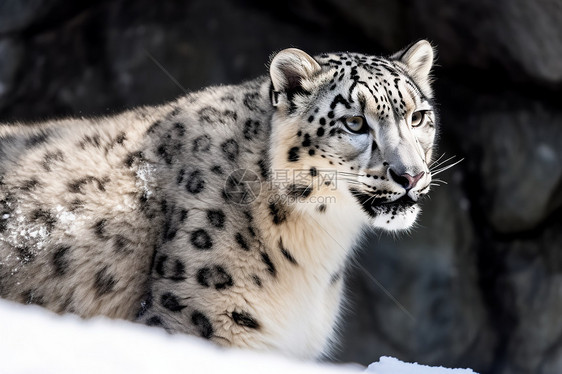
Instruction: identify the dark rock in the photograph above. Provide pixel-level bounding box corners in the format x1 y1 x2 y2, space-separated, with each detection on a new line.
0 6 117 122
0 38 23 110
492 216 562 374
0 0 58 34
412 0 562 85
324 0 406 51
450 95 562 234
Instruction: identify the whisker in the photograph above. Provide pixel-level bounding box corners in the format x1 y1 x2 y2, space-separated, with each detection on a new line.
339 180 362 186
430 157 458 173
431 158 464 176
431 178 448 185
367 194 380 205
337 172 365 177
429 155 457 172
363 193 377 204
338 176 360 182
337 170 363 175
428 153 447 168
429 152 447 166
348 189 379 206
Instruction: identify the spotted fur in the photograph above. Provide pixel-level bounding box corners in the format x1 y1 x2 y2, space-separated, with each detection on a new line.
0 41 437 359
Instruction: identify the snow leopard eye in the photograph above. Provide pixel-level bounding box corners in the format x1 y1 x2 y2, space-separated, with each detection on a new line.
411 110 426 128
344 116 367 133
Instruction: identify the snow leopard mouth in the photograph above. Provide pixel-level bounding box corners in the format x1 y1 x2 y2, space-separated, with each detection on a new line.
350 189 417 218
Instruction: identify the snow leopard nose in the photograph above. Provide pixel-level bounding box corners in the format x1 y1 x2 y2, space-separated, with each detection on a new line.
389 170 425 191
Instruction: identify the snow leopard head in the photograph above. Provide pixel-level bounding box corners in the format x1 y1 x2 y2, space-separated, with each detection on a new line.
268 40 437 231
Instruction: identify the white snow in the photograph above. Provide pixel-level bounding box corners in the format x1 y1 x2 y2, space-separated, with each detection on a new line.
0 299 477 374
56 205 77 225
0 299 360 374
135 161 156 198
367 356 476 374
0 207 50 263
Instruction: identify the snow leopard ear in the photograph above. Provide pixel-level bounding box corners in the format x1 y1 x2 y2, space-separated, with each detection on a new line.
269 48 321 106
391 40 435 96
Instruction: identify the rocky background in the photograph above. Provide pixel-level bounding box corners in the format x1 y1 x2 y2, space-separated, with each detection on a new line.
0 1 561 373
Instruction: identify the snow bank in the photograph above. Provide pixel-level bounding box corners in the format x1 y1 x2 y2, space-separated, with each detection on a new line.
0 299 360 374
367 356 476 374
0 299 476 373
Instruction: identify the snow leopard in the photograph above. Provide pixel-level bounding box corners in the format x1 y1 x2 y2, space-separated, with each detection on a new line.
0 40 437 359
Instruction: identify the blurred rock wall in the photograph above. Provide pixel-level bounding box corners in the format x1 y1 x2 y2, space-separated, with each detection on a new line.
0 1 561 373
